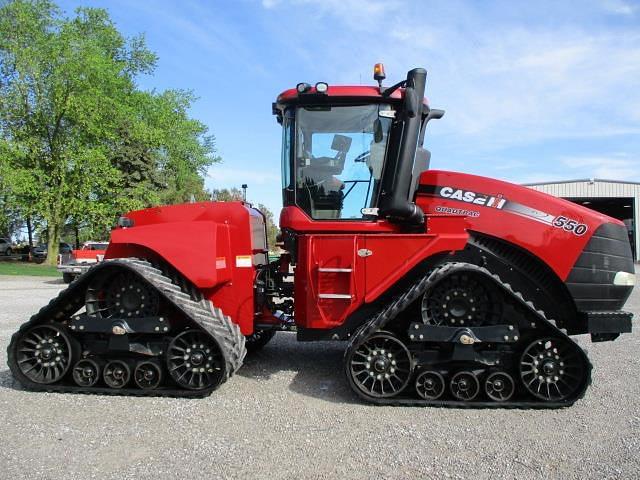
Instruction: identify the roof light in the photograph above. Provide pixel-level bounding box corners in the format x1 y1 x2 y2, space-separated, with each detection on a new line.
296 82 311 94
373 63 386 87
315 82 328 93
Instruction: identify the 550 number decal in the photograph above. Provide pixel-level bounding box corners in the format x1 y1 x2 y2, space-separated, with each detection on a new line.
552 216 588 236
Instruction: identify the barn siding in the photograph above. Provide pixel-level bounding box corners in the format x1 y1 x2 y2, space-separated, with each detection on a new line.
525 180 640 262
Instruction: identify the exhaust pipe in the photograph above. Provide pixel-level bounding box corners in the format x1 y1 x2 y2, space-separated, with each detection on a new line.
378 68 427 225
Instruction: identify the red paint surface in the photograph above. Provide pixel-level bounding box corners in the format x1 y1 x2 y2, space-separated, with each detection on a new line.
286 206 468 330
276 85 429 107
417 170 621 280
105 202 258 335
100 168 617 334
72 250 106 260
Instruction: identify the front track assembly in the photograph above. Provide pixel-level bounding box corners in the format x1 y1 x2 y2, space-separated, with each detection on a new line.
7 259 246 397
345 262 592 408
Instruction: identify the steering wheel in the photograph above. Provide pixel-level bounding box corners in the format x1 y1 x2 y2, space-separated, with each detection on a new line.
354 151 370 163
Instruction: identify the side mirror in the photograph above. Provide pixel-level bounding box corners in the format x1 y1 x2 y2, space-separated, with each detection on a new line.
404 87 419 118
426 108 445 122
373 119 383 143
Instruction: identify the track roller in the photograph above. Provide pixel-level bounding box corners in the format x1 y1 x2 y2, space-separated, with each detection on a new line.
245 330 277 353
484 371 515 402
134 361 163 390
72 359 101 387
415 371 446 400
103 360 131 389
450 371 480 401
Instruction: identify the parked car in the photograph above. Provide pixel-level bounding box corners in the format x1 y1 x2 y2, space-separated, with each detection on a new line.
57 241 108 283
0 238 13 256
31 242 73 263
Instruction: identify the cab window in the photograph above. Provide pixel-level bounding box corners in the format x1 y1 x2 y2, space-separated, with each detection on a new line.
294 104 393 220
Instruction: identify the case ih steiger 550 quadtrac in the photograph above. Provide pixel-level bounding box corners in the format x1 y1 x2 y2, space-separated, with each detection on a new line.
8 66 635 407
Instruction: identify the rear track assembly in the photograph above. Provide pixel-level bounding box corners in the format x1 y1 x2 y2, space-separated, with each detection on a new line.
344 262 592 408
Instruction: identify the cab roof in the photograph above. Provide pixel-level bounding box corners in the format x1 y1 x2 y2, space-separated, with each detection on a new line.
275 85 429 108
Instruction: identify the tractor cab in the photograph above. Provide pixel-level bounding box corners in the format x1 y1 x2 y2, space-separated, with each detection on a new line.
273 65 444 229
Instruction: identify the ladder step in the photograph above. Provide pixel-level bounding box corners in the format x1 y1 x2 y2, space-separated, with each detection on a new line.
318 293 352 299
318 268 352 273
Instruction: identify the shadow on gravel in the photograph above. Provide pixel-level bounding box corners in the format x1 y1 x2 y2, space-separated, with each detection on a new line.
0 369 23 391
44 279 65 285
0 333 360 403
238 332 360 405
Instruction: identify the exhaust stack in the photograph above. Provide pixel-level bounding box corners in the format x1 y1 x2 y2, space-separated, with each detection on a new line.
378 68 427 225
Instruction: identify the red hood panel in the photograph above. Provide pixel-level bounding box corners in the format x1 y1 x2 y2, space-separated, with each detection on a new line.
416 170 621 280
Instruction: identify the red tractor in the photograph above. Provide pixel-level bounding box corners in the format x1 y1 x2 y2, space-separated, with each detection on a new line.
8 66 635 407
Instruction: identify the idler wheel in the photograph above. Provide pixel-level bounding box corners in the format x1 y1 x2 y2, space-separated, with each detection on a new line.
520 337 585 401
167 330 226 390
346 331 412 398
15 324 72 384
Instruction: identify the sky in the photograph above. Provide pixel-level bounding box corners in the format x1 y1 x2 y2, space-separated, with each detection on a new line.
58 0 640 216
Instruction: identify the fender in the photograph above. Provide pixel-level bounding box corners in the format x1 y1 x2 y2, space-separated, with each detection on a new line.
104 201 262 335
107 220 232 288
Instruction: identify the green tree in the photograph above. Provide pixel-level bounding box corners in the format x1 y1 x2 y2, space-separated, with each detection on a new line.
0 1 218 263
256 203 279 252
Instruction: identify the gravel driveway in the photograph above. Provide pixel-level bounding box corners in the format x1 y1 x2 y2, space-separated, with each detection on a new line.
0 275 638 480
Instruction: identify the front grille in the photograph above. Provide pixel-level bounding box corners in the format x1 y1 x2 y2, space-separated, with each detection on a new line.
566 223 634 311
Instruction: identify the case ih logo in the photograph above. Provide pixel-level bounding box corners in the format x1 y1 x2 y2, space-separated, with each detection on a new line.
432 186 507 209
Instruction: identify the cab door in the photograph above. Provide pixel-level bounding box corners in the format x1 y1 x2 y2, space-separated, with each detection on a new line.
295 234 366 329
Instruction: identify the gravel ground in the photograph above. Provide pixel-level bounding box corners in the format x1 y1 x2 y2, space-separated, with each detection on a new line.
0 274 638 480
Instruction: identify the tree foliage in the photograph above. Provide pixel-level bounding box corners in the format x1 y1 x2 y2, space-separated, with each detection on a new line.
256 202 279 251
0 0 218 262
210 187 244 202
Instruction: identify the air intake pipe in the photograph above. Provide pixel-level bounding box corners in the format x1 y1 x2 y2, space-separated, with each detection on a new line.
378 68 427 225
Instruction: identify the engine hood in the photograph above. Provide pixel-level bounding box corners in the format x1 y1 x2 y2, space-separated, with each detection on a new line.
416 170 625 280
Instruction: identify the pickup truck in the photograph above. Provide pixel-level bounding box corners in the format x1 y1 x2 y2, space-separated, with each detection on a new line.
57 241 108 283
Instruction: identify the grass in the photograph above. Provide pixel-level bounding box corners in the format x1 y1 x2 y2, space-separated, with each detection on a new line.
0 261 61 277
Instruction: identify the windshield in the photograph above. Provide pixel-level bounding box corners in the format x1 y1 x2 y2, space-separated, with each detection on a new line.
294 104 393 220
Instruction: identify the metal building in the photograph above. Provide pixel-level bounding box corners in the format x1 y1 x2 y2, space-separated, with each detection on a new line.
524 179 639 261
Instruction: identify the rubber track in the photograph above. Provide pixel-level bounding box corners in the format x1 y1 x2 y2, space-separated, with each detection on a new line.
7 258 246 397
344 262 593 408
